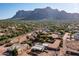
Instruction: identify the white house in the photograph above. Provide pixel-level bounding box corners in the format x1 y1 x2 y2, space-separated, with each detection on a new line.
31 45 45 51
73 33 79 40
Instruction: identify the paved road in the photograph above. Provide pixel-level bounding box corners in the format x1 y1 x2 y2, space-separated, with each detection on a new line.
59 33 70 55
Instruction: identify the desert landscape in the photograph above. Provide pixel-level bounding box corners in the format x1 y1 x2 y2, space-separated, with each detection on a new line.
0 3 79 56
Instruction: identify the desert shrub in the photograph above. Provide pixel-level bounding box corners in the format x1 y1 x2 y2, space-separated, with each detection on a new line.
11 48 18 56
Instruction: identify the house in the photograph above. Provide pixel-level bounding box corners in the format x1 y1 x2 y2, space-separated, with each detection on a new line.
31 45 45 51
42 31 48 34
42 28 50 32
73 33 79 40
48 33 60 39
31 43 45 51
6 43 30 56
31 32 38 38
42 28 50 34
42 43 49 47
47 39 61 50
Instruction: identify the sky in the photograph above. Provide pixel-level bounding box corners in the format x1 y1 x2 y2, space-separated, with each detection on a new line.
0 3 79 19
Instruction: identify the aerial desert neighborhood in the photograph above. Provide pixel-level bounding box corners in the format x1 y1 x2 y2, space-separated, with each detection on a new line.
0 3 79 56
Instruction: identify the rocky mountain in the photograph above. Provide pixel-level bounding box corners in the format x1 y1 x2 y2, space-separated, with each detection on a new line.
12 7 79 20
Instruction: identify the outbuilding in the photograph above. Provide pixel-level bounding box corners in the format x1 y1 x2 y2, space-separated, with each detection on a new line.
73 33 79 41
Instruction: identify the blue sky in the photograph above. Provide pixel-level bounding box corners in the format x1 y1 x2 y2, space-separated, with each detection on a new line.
0 3 79 19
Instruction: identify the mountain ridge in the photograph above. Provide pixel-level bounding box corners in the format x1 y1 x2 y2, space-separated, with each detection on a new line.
12 7 79 20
